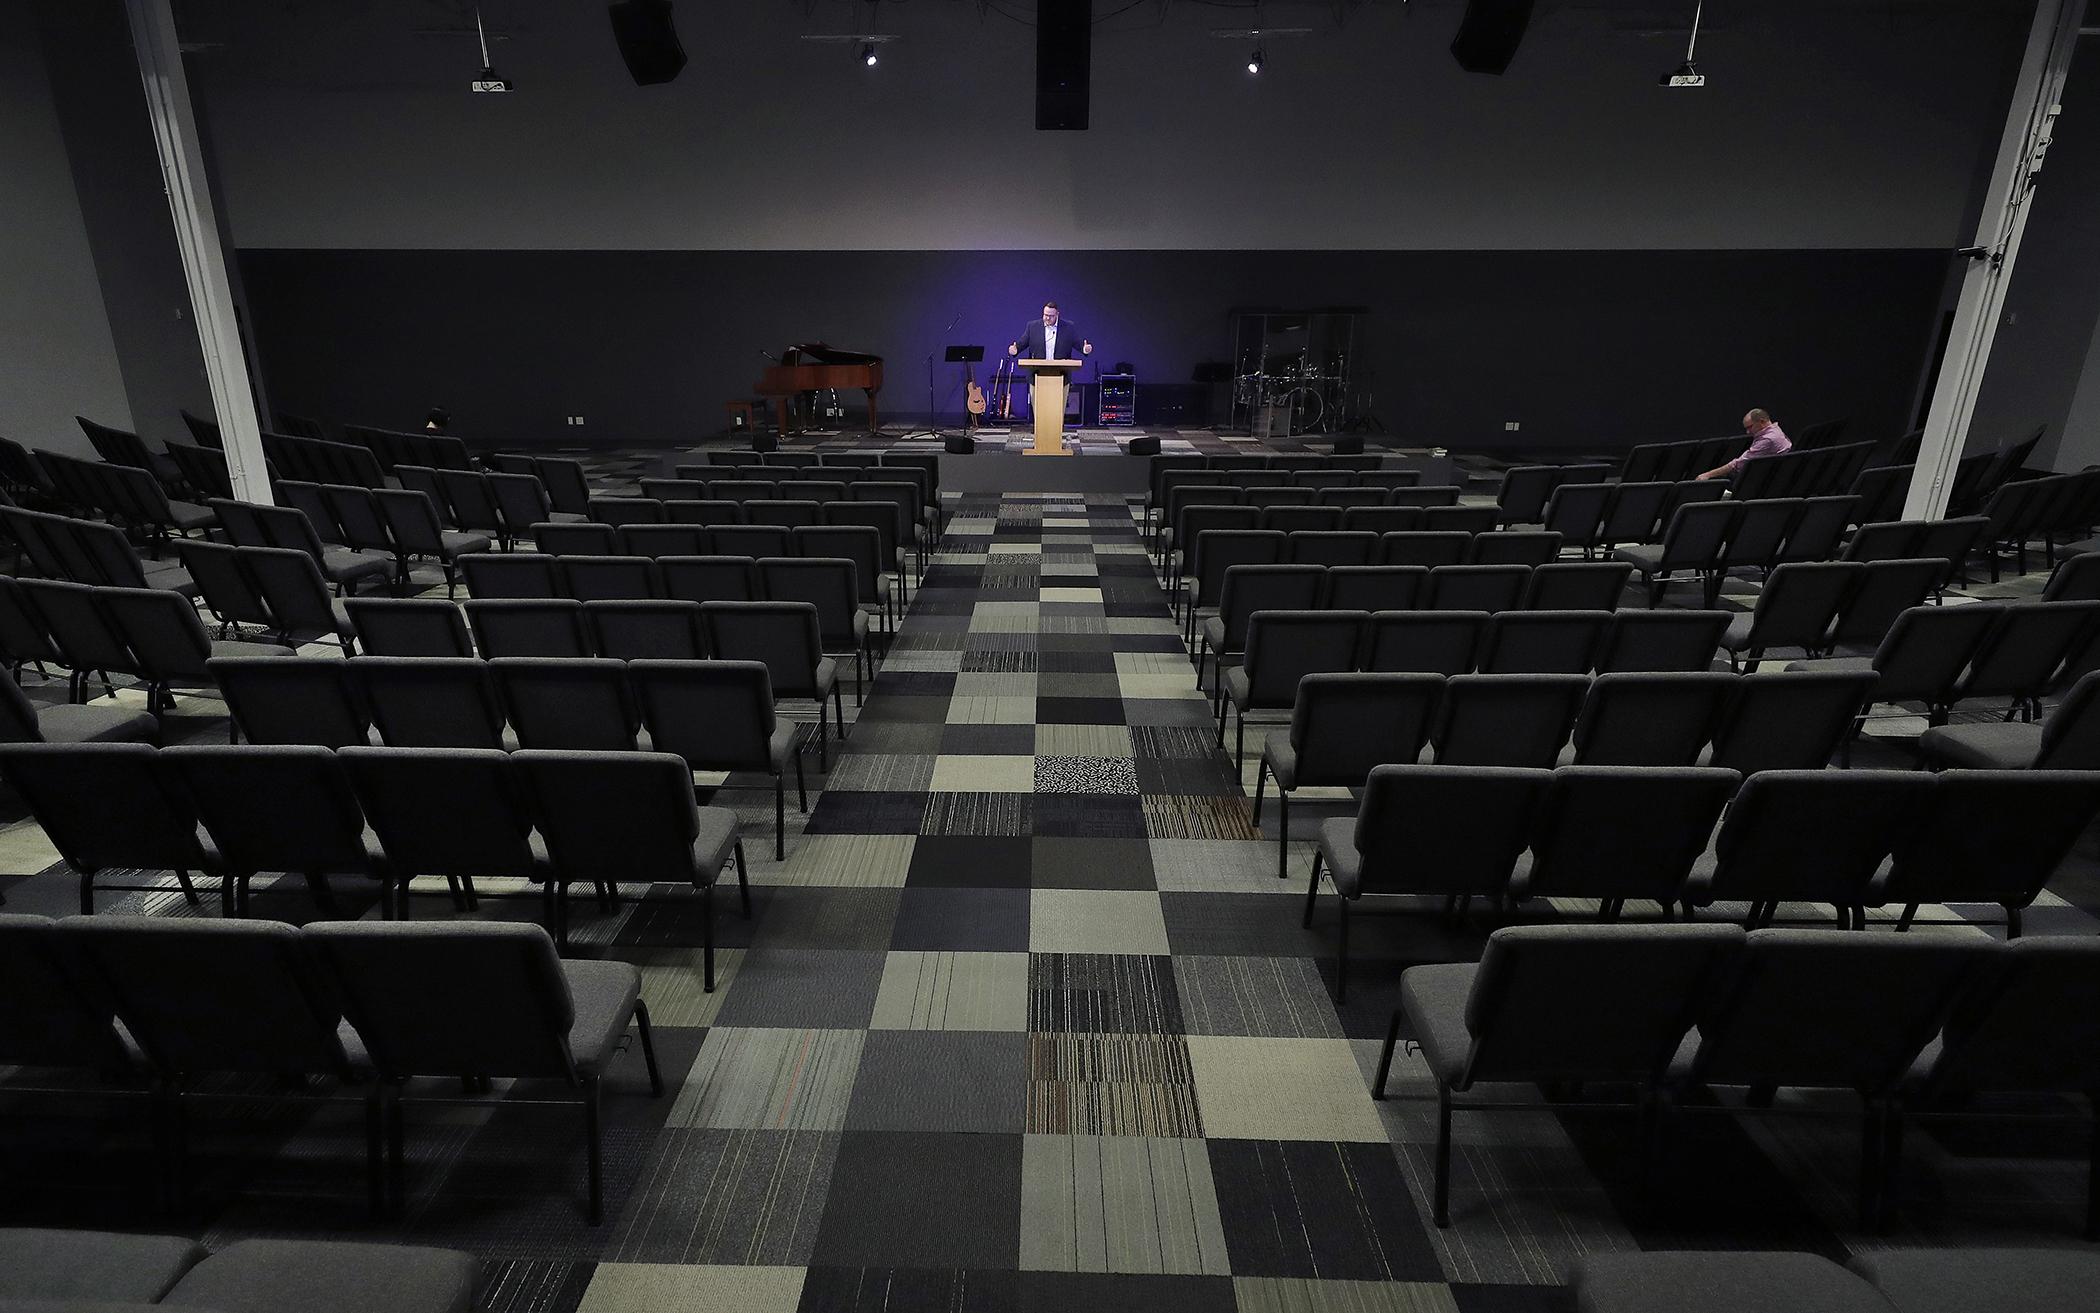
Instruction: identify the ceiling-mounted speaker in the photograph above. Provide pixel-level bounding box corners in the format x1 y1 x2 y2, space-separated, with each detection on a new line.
1036 0 1091 130
608 0 687 85
1450 0 1533 75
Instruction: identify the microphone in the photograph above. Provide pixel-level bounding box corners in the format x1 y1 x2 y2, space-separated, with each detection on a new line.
759 350 780 363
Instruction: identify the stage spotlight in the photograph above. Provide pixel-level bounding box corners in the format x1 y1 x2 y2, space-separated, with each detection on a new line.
1247 47 1264 73
860 41 878 66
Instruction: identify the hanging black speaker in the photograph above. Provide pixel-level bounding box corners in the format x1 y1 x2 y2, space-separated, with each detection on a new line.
1036 0 1091 130
1450 0 1533 75
608 0 687 85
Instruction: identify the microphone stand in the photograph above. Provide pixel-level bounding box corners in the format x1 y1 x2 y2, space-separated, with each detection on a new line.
910 311 963 440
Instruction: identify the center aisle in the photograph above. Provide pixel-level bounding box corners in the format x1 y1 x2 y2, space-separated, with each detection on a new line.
598 491 1491 1304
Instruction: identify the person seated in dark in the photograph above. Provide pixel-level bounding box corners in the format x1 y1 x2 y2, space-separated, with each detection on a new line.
424 407 451 432
1697 408 1791 481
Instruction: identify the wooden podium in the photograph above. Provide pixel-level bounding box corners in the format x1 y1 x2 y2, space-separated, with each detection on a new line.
1019 359 1081 456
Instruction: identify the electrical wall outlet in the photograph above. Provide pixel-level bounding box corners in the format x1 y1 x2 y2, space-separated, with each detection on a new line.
1504 421 1521 432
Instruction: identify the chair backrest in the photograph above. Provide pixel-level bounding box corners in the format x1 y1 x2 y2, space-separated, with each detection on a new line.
1655 499 1737 569
1342 506 1424 536
1285 530 1377 568
0 577 61 667
1389 485 1462 509
1541 482 1614 547
461 552 561 600
1494 465 1580 525
1596 481 1672 544
1521 560 1631 611
19 578 136 677
1708 669 1877 774
746 499 824 531
534 522 620 557
165 743 372 877
0 741 209 874
490 657 638 750
343 597 474 657
661 555 760 605
1688 929 1988 1092
1842 518 1923 564
1240 610 1367 705
537 457 594 515
1476 610 1609 675
666 499 746 528
95 585 212 683
0 914 135 1071
1885 767 2100 913
1213 565 1326 653
1427 563 1528 613
699 600 825 696
629 658 778 771
241 545 341 640
62 915 352 1078
1961 600 2100 703
1593 609 1729 674
1735 561 1863 654
758 557 862 646
1457 923 1745 1087
1287 672 1440 785
1861 602 1998 706
584 599 708 660
373 487 449 555
338 746 538 881
1351 764 1551 896
1467 530 1562 567
2036 668 2100 768
1246 485 1314 511
178 539 273 630
1423 505 1500 536
318 483 394 555
1260 506 1343 536
559 554 660 602
514 749 706 883
621 524 711 558
1707 768 1927 906
1524 766 1737 903
1433 673 1589 767
1828 557 1942 650
1363 609 1485 675
1571 671 1733 766
487 472 553 534
277 481 343 545
1380 531 1472 570
588 496 666 527
1919 936 2100 1098
465 598 592 658
1715 498 1800 570
307 920 578 1080
212 656 367 748
710 524 793 560
351 656 507 748
1775 495 1857 563
2041 551 2100 602
1323 564 1425 613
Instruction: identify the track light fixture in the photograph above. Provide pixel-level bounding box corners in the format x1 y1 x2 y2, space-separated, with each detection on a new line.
1247 47 1264 73
1661 0 1705 87
861 41 878 66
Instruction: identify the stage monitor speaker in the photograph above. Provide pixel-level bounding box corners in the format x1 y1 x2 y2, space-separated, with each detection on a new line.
1126 436 1161 456
1450 0 1533 75
608 0 687 85
1036 0 1091 130
749 434 779 453
945 435 978 455
1332 436 1365 456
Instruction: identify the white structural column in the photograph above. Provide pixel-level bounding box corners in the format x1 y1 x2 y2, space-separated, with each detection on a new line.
1904 0 2087 520
123 0 271 503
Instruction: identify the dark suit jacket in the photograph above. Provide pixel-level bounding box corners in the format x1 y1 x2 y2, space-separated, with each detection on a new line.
1013 319 1085 361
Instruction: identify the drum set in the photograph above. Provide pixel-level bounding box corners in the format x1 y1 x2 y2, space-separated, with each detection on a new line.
1232 350 1349 436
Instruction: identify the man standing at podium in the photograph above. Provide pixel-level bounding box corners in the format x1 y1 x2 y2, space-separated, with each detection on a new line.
1008 302 1092 362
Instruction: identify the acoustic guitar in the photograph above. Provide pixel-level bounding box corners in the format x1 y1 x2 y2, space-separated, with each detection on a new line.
965 362 986 429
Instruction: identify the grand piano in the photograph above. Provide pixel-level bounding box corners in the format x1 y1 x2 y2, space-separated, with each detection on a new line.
755 342 883 434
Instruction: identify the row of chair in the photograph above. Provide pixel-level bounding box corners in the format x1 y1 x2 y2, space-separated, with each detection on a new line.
1153 482 1459 556
1848 424 2044 523
206 497 403 594
1617 496 1938 605
1977 468 2100 580
1797 601 2100 732
1573 1247 2096 1313
0 741 749 971
384 465 578 550
1390 924 2100 1235
267 481 496 593
339 422 476 473
0 578 290 716
209 649 827 855
35 451 213 548
1311 764 2100 1001
0 505 196 597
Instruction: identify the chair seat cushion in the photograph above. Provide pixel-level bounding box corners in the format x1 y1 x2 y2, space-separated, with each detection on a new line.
142 564 197 598
167 501 216 532
321 548 393 585
813 657 839 697
206 639 298 663
1611 544 1666 573
1573 1251 1891 1313
1223 666 1251 712
559 959 644 1077
1916 722 2039 770
0 1229 204 1303
1847 1246 2100 1313
439 531 492 558
768 720 801 772
35 703 158 744
1263 732 1297 790
1720 613 1754 652
1201 615 1229 656
1398 961 1477 1087
162 1239 479 1313
693 804 740 878
1316 817 1362 898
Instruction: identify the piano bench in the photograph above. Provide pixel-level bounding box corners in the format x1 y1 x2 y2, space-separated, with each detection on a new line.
725 400 766 432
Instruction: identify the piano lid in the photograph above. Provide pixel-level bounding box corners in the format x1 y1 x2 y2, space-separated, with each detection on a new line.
782 342 883 367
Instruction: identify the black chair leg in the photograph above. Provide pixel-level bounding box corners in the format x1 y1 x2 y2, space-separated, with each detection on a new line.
734 840 751 917
634 999 664 1097
173 868 200 907
834 680 847 739
1303 851 1324 928
79 871 96 915
1335 894 1351 1004
1276 790 1290 880
2008 905 2025 940
1252 759 1267 820
817 700 830 770
1433 1083 1453 1226
584 1075 604 1225
702 879 716 992
1373 1010 1402 1099
775 774 787 862
795 750 808 810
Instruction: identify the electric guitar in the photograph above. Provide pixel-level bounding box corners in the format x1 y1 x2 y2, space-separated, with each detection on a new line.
965 362 986 429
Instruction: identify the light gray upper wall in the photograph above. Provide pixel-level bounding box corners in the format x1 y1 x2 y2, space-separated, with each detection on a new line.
185 0 2026 253
0 1 131 455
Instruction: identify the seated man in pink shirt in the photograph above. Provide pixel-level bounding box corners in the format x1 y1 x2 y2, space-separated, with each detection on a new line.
1697 409 1792 481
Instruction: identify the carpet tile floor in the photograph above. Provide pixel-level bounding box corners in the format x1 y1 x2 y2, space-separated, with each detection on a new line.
3 481 2100 1312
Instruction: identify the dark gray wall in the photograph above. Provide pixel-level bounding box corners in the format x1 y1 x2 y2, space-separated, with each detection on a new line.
1 1 129 456
240 245 1946 448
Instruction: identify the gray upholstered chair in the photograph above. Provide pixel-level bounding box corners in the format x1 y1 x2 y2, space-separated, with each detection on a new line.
1431 564 1532 612
464 598 593 658
1873 768 2100 938
759 556 874 704
163 744 380 917
1918 667 2100 770
1521 559 1631 610
1475 609 1609 675
583 599 708 660
1716 560 1863 671
1592 608 1729 673
698 599 842 767
0 1227 203 1306
343 596 475 657
0 667 155 746
1255 672 1441 881
237 545 359 654
1361 609 1485 676
1567 671 1733 767
630 659 804 860
559 554 660 602
460 551 561 600
1307 764 1552 1001
1514 765 1736 914
1385 922 1744 1225
305 919 662 1224
339 746 535 919
351 656 508 750
1706 669 1878 775
1685 768 1929 929
0 741 215 912
1431 673 1589 768
490 657 640 751
210 656 368 748
1218 609 1367 765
